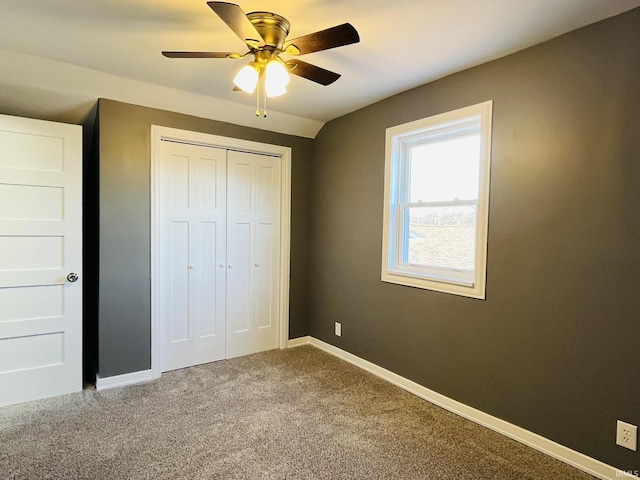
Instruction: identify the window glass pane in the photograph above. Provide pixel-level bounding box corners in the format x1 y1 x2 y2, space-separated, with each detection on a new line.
409 134 481 203
406 206 476 271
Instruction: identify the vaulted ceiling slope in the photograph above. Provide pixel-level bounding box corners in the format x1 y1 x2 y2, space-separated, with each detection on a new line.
1 0 639 138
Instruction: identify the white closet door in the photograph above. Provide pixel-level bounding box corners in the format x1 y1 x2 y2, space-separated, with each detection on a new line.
226 150 281 358
159 141 226 372
0 115 82 406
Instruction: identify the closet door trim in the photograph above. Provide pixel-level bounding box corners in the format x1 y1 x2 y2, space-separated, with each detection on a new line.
150 125 291 380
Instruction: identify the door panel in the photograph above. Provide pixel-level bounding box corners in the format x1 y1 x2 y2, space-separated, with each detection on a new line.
197 222 218 337
193 148 226 348
0 285 64 322
0 332 65 374
169 221 190 342
196 157 220 209
226 153 254 358
226 151 280 359
227 222 252 335
0 236 64 270
0 130 64 171
168 154 190 208
252 155 281 351
0 114 82 407
0 184 64 220
159 141 226 372
255 223 274 329
234 162 253 212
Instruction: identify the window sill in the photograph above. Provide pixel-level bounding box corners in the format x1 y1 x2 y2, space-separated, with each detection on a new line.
382 270 485 299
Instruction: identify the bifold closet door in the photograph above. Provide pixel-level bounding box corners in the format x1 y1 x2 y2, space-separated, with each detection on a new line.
226 150 281 359
159 141 227 372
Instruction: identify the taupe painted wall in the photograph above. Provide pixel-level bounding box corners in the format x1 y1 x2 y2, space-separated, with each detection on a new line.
309 8 640 470
97 99 313 377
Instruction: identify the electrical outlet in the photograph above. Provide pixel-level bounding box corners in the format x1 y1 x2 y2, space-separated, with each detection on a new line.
334 322 342 337
616 420 638 451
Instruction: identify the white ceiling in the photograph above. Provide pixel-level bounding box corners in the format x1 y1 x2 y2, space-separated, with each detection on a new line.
1 0 638 137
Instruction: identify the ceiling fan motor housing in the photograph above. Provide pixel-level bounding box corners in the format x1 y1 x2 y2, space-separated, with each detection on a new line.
247 12 291 51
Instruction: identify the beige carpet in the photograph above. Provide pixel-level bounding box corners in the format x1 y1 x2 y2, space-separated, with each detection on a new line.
0 346 595 479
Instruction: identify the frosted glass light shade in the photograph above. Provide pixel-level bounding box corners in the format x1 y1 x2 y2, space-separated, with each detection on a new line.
266 84 287 97
265 60 290 98
233 63 259 93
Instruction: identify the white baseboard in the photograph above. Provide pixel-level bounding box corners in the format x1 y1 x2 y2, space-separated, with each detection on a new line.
287 336 312 348
293 336 623 480
96 369 155 391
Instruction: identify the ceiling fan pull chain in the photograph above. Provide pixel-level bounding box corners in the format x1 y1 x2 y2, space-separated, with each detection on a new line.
264 89 268 118
255 79 261 116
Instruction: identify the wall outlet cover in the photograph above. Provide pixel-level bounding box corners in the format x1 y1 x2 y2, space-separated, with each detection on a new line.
616 420 638 451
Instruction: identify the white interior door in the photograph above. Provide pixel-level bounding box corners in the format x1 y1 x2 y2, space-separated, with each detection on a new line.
159 141 227 372
226 150 281 359
0 114 82 407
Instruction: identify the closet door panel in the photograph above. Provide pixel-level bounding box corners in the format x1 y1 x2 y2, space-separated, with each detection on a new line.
168 153 190 209
253 156 281 350
160 143 194 371
255 223 274 329
197 221 218 337
193 146 227 355
228 223 252 331
169 220 190 342
160 142 226 372
226 153 255 358
227 151 280 358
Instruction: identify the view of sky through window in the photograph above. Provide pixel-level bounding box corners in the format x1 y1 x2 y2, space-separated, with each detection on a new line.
409 134 480 203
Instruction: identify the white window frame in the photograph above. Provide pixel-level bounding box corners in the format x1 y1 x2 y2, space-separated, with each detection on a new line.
381 101 493 299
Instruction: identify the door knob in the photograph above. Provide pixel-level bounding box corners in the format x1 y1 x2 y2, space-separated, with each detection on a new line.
67 272 79 283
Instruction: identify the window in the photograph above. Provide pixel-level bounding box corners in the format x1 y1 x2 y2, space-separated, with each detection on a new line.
382 101 493 299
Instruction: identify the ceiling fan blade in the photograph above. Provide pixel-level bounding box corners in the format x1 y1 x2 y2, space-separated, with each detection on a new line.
286 59 341 86
207 2 265 47
284 23 359 55
162 51 238 58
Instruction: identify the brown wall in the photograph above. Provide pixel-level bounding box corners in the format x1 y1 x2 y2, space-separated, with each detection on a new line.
309 8 640 469
97 99 313 377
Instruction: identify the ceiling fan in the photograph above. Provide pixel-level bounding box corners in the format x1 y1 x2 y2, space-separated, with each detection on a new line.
162 1 360 115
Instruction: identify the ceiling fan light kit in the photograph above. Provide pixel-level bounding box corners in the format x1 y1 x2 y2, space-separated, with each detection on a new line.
264 60 290 97
162 1 359 117
233 62 259 93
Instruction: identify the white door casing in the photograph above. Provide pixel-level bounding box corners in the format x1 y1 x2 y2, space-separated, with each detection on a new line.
0 114 82 407
159 142 227 372
151 126 291 378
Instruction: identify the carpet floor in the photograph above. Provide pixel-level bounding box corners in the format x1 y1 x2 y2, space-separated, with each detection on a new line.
1 345 596 479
